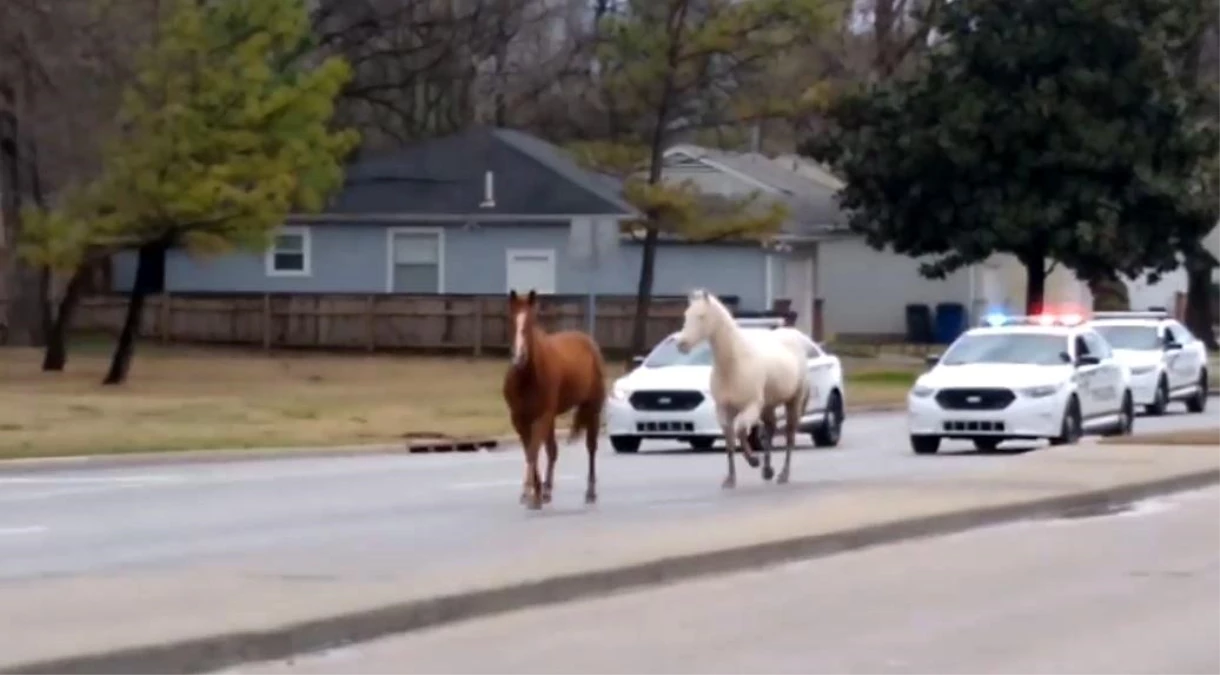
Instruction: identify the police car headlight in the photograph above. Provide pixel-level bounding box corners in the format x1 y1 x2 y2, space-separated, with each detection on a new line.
1019 383 1062 398
910 385 936 398
610 382 631 400
1130 365 1157 375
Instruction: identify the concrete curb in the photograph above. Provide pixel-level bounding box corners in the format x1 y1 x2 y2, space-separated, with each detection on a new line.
6 468 1216 675
0 403 916 475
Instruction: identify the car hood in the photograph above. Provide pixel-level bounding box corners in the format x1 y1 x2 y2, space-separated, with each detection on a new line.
918 363 1072 390
617 365 711 392
1110 349 1162 369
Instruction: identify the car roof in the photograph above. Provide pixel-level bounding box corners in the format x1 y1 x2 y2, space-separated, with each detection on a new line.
1088 318 1167 327
963 325 1077 338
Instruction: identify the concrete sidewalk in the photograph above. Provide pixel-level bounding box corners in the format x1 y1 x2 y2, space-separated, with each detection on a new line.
2 443 1217 674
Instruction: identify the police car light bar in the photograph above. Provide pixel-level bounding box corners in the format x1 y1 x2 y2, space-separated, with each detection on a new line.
981 312 1084 327
1091 310 1169 320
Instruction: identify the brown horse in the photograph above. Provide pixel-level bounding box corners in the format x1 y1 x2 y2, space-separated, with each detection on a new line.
502 289 607 510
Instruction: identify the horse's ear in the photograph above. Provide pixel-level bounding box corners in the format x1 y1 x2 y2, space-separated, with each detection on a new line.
509 289 518 304
527 289 537 305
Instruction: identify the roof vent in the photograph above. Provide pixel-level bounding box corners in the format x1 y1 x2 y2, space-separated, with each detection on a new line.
479 170 496 209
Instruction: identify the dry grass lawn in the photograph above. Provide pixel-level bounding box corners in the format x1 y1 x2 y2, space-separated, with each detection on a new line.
0 342 918 459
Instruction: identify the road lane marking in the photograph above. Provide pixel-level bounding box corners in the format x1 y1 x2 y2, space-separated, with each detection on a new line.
0 474 183 485
0 526 46 536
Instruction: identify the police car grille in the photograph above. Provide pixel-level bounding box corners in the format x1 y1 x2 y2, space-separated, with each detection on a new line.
629 390 704 411
935 388 1016 410
943 420 1007 433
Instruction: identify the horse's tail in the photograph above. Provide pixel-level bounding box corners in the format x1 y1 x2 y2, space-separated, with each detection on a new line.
568 335 607 445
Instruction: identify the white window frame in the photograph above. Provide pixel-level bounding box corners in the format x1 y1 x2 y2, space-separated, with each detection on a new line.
265 225 312 277
505 248 557 295
385 226 445 293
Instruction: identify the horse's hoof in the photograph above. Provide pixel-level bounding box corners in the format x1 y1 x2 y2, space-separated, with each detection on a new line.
519 493 529 504
761 465 775 481
584 491 597 505
776 471 790 485
721 476 736 489
743 454 760 469
525 497 543 510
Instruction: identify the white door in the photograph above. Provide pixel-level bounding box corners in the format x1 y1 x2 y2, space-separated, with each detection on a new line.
783 254 814 336
506 249 556 294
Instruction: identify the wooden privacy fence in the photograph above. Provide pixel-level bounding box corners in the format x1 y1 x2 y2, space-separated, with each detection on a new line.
73 293 742 356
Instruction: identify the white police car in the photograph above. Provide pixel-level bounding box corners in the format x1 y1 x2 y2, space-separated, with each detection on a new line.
907 312 1134 455
1086 311 1210 415
605 318 847 454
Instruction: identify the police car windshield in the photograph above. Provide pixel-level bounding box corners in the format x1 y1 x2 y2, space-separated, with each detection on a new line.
941 333 1070 366
642 337 713 367
1093 324 1159 350
643 330 770 367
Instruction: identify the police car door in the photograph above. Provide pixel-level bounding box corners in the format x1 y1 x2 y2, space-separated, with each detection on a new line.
1072 334 1101 419
1164 322 1200 392
803 338 831 416
1082 330 1122 416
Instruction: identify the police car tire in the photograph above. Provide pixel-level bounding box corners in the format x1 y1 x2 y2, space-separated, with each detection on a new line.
610 436 641 453
811 390 844 448
1050 397 1082 446
973 438 1001 451
1186 370 1208 414
688 437 716 451
910 435 940 455
1146 376 1169 416
1102 392 1134 437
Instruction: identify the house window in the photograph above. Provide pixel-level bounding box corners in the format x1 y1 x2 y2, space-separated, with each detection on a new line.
506 248 556 294
266 226 311 276
389 229 443 293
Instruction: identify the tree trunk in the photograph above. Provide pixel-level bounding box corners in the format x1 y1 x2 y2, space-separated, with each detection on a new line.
103 242 163 385
625 0 689 367
1022 254 1047 315
42 266 88 372
1184 254 1218 349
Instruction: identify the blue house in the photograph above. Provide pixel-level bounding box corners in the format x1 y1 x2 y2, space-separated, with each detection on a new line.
110 128 800 312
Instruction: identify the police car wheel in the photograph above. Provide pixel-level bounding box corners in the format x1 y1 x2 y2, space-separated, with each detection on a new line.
811 391 843 448
610 436 641 453
1102 392 1134 437
1146 377 1169 416
910 435 940 455
1186 370 1208 414
972 438 1001 452
1050 397 1082 446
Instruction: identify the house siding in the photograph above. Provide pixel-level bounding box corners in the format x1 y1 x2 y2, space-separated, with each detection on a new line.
111 222 772 310
816 238 974 337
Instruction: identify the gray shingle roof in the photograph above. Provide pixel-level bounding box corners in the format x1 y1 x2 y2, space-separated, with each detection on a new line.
664 145 848 237
323 127 638 218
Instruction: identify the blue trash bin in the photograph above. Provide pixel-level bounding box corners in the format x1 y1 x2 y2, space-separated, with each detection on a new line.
934 303 967 345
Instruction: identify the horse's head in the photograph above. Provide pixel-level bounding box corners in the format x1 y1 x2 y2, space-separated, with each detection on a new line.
508 289 538 367
676 288 716 353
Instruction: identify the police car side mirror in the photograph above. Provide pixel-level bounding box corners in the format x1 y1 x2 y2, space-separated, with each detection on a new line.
1076 354 1101 367
924 353 941 368
631 355 646 368
1163 340 1182 352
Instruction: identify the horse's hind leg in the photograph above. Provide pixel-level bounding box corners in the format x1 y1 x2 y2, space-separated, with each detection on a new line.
758 408 778 482
777 398 800 484
579 403 600 504
732 401 763 469
541 428 558 504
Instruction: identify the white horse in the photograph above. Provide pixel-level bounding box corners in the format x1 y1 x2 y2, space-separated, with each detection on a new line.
675 289 811 488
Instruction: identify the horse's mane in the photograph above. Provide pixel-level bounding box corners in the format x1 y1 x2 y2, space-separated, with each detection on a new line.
690 288 734 328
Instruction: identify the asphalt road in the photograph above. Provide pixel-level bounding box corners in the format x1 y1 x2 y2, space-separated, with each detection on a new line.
244 486 1220 675
0 406 1214 582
